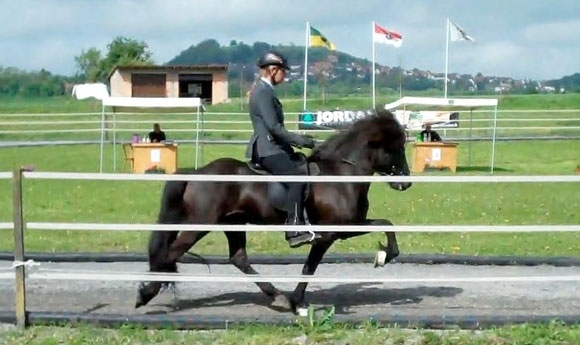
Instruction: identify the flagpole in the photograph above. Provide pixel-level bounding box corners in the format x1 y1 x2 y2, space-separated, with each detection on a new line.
372 20 376 108
398 53 402 99
444 17 450 99
302 21 310 110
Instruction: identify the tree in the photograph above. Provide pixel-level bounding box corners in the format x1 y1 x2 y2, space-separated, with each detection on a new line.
312 58 333 104
73 36 155 83
74 47 102 82
100 36 154 78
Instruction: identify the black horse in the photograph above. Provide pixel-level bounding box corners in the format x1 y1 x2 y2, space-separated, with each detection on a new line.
135 107 413 314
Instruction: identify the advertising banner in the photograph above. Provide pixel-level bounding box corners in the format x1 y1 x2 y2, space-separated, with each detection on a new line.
394 110 460 130
298 109 460 130
298 110 376 130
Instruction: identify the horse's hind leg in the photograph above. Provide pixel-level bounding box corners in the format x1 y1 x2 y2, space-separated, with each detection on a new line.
135 230 210 309
368 218 400 268
225 231 292 311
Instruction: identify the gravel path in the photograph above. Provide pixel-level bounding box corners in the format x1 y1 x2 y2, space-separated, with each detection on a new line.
1 261 579 324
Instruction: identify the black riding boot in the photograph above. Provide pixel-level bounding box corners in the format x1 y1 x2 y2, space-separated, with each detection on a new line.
284 184 321 248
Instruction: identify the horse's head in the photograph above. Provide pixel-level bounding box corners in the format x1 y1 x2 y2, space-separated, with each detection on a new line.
363 108 412 191
311 107 412 191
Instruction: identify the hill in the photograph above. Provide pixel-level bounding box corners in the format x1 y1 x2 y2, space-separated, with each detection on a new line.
168 39 577 97
1 37 578 99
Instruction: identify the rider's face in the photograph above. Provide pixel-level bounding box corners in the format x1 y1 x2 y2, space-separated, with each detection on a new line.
270 66 286 85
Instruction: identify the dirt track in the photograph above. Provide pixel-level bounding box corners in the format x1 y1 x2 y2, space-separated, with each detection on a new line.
1 261 579 324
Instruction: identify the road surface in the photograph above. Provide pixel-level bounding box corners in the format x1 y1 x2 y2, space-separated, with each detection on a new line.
1 261 579 325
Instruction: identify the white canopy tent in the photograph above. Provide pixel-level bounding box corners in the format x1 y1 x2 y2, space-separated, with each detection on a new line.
99 97 205 173
384 96 499 173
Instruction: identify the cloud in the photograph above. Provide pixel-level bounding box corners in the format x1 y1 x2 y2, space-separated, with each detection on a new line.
0 0 579 80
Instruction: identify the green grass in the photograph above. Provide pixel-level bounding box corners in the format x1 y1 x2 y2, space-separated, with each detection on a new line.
1 93 580 342
0 93 579 257
2 321 580 345
0 139 578 257
1 93 580 142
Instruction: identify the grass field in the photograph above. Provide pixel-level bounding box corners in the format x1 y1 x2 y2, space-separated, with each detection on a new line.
2 321 580 344
0 93 579 256
1 93 580 143
1 94 579 343
0 138 578 257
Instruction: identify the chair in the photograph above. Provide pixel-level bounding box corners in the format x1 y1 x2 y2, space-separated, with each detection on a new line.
122 143 134 172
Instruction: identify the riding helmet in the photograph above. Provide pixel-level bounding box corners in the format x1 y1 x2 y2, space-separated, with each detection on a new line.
256 50 290 70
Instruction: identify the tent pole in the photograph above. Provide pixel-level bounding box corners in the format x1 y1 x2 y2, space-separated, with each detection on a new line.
195 107 200 169
468 109 473 167
201 106 205 166
113 111 117 172
99 104 105 173
490 105 498 174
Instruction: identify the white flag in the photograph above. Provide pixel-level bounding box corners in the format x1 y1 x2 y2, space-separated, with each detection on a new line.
449 21 475 42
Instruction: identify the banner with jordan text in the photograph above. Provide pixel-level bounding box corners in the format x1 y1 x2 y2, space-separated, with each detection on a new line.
298 109 376 130
298 109 460 130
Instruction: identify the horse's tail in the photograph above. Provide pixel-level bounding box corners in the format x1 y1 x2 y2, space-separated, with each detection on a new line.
147 178 188 273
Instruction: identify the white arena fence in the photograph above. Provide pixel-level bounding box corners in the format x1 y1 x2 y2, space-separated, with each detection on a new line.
1 169 580 328
1 109 580 142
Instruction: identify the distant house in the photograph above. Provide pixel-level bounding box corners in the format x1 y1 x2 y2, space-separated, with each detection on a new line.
107 64 229 105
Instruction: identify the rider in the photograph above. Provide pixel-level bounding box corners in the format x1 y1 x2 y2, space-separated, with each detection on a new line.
245 50 321 248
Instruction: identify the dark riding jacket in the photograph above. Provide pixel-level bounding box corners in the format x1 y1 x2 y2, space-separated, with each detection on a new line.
245 78 313 160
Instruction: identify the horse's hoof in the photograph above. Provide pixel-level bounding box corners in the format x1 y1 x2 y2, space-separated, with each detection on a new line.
135 294 147 309
135 284 156 309
374 250 387 268
291 299 309 316
271 294 292 310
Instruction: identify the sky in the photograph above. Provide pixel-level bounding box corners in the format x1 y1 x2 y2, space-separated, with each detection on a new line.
1 0 579 81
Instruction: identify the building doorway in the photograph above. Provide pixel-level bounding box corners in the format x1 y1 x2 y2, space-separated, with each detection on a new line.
178 74 212 103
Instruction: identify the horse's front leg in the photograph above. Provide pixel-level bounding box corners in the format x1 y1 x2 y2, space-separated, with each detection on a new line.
290 239 335 316
368 218 400 268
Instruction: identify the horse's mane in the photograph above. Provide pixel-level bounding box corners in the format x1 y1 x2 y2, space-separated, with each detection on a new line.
309 108 406 162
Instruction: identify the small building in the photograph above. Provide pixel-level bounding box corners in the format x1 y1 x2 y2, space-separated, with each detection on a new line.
107 64 229 105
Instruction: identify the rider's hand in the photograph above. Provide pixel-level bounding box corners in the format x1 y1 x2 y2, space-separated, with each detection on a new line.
302 135 316 149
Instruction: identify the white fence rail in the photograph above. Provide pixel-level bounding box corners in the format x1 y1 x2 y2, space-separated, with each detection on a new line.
1 109 580 140
2 109 580 117
2 270 580 285
0 169 579 328
0 222 14 230
21 171 580 183
25 222 580 233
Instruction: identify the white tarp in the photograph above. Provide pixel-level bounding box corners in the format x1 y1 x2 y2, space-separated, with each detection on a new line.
102 97 203 108
99 97 205 173
385 96 498 110
72 83 110 100
384 96 500 174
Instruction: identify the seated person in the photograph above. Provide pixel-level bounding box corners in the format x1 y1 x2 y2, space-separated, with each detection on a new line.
419 123 442 142
148 123 166 143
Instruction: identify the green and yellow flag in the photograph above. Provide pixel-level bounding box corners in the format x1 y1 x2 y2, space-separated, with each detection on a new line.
309 25 336 50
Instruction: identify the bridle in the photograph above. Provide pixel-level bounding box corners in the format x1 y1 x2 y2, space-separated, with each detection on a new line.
338 154 403 177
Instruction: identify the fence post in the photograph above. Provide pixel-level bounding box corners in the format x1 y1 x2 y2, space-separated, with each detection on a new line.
12 167 27 329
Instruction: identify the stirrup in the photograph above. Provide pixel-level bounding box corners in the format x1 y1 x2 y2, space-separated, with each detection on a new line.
304 228 317 241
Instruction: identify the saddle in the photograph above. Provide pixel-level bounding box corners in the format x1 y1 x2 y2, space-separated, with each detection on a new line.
246 153 320 212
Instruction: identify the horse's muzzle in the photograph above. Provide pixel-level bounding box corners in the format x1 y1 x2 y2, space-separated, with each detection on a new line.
381 172 412 191
389 181 412 191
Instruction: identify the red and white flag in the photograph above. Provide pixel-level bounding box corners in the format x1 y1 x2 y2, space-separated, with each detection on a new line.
373 23 403 47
